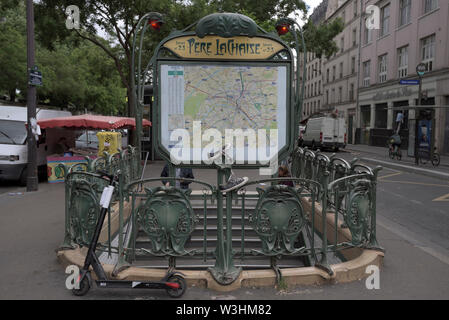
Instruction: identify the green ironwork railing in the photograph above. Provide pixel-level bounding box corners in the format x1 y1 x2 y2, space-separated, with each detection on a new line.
60 146 383 285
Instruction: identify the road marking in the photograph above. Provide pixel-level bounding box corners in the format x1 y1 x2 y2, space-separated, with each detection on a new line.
433 193 449 202
378 172 402 180
380 180 449 188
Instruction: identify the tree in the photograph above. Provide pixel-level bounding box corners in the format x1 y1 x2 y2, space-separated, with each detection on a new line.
34 0 343 115
36 41 126 114
33 0 314 114
0 2 27 102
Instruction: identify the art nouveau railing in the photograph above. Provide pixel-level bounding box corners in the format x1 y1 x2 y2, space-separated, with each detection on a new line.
60 146 383 285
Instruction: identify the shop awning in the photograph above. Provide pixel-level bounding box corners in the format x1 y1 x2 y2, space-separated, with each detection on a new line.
37 114 151 130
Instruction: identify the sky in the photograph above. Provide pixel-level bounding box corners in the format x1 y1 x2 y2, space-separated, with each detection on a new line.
304 0 322 16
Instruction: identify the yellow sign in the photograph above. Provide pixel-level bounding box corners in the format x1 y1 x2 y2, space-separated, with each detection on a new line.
163 35 285 60
97 132 122 157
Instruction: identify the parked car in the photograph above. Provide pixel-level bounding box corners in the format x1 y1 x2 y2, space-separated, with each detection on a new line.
75 131 99 149
301 116 346 151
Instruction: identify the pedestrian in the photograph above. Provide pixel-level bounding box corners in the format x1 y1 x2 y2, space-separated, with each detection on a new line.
161 163 194 189
278 165 294 187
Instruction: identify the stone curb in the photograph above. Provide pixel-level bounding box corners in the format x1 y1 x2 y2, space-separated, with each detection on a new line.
360 157 449 181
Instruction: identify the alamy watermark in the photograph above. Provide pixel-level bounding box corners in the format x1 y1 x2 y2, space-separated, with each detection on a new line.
365 265 380 290
65 265 80 290
65 5 80 30
365 5 381 30
168 121 279 175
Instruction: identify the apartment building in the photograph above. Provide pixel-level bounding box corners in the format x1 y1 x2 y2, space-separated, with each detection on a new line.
300 0 328 120
358 0 449 154
322 0 361 144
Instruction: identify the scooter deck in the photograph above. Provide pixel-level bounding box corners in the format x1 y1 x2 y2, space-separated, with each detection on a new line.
95 280 179 290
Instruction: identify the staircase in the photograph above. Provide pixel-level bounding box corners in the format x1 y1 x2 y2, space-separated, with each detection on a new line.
130 199 312 270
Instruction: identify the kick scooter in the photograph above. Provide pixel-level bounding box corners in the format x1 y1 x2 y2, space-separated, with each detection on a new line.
72 170 187 298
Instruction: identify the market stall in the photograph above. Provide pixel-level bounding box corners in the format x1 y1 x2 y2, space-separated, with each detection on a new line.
37 114 151 182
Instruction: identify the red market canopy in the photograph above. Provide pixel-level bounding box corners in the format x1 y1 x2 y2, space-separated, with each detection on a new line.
37 114 151 130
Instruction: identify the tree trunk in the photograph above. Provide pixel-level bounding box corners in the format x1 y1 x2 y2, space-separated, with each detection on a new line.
9 88 16 102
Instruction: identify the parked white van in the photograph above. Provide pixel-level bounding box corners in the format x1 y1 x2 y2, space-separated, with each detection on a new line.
301 116 347 151
0 105 73 185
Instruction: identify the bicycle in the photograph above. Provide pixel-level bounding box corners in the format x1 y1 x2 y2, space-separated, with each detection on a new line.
387 142 402 161
419 147 440 167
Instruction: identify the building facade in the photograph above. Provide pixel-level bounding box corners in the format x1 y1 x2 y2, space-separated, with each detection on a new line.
322 0 362 144
301 0 328 120
357 0 449 154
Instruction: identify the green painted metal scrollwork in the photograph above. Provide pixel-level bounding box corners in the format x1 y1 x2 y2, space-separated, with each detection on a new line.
196 12 259 38
136 187 198 256
66 176 108 246
345 181 372 246
249 186 306 256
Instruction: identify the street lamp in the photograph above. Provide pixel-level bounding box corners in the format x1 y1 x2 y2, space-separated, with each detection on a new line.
275 18 307 125
131 12 164 173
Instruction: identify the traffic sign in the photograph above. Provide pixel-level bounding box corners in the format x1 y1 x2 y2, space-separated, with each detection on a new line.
400 79 420 85
29 66 43 86
416 63 427 77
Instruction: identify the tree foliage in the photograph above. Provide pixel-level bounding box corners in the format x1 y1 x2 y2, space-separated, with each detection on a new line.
0 1 27 101
0 1 125 114
0 0 343 115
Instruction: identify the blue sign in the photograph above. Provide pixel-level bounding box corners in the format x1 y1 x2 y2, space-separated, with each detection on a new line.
399 79 420 85
29 66 43 87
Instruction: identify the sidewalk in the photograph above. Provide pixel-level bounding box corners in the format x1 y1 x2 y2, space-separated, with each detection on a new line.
344 144 449 180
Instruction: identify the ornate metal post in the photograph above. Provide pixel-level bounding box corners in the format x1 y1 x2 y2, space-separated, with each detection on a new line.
131 12 164 173
209 167 241 285
367 166 385 252
316 171 333 275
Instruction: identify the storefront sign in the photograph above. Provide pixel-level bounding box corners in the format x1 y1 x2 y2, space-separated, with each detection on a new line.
163 35 285 60
373 87 412 101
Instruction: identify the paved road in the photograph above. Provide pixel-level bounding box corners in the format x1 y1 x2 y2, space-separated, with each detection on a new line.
1 155 448 300
0 180 25 196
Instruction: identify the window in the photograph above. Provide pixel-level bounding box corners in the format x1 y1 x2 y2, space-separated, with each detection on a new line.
318 81 321 95
352 28 357 47
399 0 411 26
354 0 358 17
333 66 336 81
326 90 329 104
421 34 435 72
351 56 356 74
340 37 345 53
349 83 355 101
398 46 409 78
424 0 438 14
378 54 388 83
332 88 336 103
326 68 330 83
340 62 344 79
364 21 373 44
338 87 343 103
363 60 371 87
380 4 390 37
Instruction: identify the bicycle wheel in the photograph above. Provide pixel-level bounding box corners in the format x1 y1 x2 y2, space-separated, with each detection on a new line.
419 153 428 165
432 153 441 167
388 147 394 160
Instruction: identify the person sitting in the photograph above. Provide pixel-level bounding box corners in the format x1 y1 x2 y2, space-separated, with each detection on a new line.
278 165 294 187
160 163 194 190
